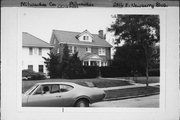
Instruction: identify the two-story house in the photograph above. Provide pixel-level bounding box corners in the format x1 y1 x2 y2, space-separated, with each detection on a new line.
22 32 52 74
50 29 112 66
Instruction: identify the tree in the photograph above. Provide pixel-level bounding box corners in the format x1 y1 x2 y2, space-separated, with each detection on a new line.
113 44 145 77
61 44 70 78
63 52 85 79
108 15 160 87
43 52 62 78
43 44 70 78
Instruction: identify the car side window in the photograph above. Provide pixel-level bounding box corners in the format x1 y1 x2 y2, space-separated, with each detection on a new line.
60 84 73 92
50 84 60 93
34 86 42 95
34 85 51 95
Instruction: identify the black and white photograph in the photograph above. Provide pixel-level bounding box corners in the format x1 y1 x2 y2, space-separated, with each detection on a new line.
20 8 160 108
1 1 179 120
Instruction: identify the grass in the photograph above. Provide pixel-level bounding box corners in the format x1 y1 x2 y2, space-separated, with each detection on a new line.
104 86 159 100
22 78 132 93
118 76 159 84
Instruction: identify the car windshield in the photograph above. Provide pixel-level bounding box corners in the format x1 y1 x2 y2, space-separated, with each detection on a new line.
24 84 39 95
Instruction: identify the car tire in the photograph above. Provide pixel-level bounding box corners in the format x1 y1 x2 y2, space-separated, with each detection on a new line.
75 99 89 107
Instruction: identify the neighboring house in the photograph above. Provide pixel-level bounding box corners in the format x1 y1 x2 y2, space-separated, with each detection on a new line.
22 32 52 74
50 29 112 66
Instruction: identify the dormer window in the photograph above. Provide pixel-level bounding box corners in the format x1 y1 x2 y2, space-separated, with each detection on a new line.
83 36 89 40
76 30 93 42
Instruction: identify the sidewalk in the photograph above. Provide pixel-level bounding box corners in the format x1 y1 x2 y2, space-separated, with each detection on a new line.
100 82 159 91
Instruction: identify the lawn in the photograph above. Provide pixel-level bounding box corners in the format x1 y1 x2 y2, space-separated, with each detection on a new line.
104 86 159 100
118 76 159 84
22 78 133 93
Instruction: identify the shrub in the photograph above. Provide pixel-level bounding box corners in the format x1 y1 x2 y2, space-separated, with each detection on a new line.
100 66 131 78
22 69 46 80
149 69 160 76
82 66 99 78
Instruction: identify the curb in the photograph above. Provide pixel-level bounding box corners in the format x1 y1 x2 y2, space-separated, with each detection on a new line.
103 92 160 101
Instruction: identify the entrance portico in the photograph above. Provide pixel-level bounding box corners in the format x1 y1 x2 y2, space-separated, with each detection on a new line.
82 54 107 67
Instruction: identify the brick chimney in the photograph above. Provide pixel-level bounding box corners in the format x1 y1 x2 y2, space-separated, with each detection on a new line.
98 30 104 39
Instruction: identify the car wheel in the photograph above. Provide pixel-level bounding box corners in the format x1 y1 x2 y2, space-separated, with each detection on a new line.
75 99 89 107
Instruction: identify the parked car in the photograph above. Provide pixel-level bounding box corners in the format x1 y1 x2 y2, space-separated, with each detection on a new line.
22 82 106 107
22 69 46 80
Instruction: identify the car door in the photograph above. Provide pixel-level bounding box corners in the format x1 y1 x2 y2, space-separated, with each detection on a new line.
27 84 63 107
58 84 75 107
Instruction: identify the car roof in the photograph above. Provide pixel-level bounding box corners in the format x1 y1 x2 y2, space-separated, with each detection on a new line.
35 82 78 86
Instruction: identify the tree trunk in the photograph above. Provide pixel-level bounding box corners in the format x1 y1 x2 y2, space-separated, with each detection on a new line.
143 45 149 88
145 65 149 87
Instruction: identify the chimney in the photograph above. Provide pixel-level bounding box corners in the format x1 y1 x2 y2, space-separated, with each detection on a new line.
98 30 104 39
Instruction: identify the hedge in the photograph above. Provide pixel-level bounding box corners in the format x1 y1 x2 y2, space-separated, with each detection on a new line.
100 66 131 78
81 66 99 79
63 66 159 79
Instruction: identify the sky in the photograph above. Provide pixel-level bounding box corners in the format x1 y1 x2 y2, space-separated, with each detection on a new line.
20 8 117 43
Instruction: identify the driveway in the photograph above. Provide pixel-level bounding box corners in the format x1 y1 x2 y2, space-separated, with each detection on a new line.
91 95 159 107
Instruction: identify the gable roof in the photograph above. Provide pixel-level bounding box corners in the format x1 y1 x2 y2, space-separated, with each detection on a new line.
51 30 112 48
81 53 104 61
76 29 93 38
23 32 52 48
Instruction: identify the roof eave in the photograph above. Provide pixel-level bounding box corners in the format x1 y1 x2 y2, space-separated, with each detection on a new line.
22 45 54 48
58 42 112 48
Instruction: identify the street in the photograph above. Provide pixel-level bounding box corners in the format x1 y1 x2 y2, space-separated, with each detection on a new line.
91 95 159 107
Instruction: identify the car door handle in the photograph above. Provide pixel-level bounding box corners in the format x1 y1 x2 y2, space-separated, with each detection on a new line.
56 96 61 98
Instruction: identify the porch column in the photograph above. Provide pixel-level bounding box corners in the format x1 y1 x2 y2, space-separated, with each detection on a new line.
105 62 107 66
88 60 91 66
99 60 101 67
82 61 84 66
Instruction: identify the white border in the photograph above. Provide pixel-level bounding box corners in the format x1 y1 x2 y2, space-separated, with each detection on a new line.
1 7 179 120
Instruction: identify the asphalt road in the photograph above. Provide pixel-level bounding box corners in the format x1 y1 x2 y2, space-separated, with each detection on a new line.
91 95 159 107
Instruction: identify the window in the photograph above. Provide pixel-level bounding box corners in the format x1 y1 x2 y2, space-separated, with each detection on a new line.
69 46 77 54
29 48 33 55
74 46 77 53
83 36 89 40
85 47 91 53
68 46 73 53
51 84 60 93
39 65 44 73
83 36 86 40
39 48 42 55
34 86 43 95
83 61 89 66
28 65 33 71
34 84 60 95
60 84 73 92
98 48 106 56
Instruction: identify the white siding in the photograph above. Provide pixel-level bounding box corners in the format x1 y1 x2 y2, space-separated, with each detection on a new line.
22 47 50 74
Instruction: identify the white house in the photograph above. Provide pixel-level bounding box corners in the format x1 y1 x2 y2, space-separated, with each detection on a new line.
22 32 52 74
